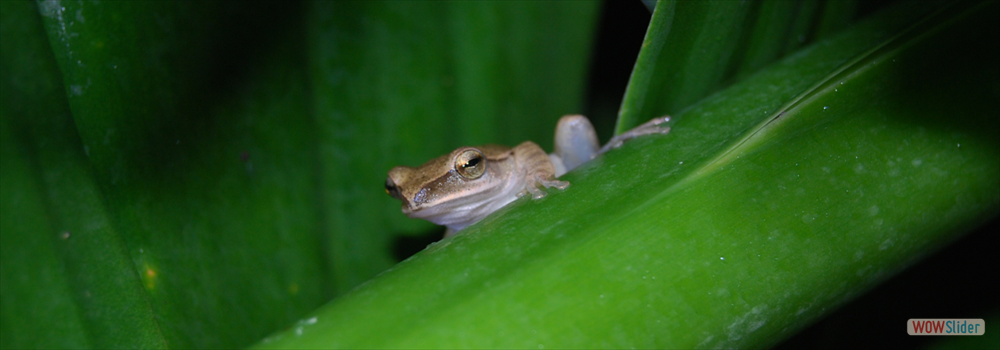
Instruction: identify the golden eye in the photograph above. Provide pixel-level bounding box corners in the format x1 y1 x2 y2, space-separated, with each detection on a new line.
455 149 486 179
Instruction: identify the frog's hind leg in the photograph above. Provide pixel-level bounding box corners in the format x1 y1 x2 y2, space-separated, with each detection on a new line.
553 115 601 174
599 116 671 154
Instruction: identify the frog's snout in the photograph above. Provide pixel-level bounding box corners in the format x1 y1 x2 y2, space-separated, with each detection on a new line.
385 176 400 198
385 167 414 211
385 176 404 201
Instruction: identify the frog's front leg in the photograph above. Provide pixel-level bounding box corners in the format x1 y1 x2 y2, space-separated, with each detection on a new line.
525 171 570 199
511 141 570 200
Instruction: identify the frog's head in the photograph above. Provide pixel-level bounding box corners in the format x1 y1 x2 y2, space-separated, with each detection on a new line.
385 145 517 226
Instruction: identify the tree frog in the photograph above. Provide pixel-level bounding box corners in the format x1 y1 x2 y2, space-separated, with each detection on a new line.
385 115 670 237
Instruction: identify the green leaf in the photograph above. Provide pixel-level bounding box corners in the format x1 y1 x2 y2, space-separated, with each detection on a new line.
618 0 755 133
615 0 909 133
1 0 599 348
255 1 998 348
22 2 330 347
2 1 164 348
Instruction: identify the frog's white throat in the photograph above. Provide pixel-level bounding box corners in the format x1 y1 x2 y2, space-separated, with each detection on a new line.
404 170 525 232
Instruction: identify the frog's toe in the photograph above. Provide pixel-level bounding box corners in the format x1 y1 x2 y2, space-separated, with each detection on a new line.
526 185 547 199
598 116 672 154
636 115 671 128
536 175 570 190
629 115 672 136
651 115 671 126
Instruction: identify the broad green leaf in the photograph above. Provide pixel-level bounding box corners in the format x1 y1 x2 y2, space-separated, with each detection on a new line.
256 1 998 348
616 0 908 133
618 0 755 132
2 1 164 348
2 0 599 348
30 2 329 347
813 0 859 39
732 0 801 77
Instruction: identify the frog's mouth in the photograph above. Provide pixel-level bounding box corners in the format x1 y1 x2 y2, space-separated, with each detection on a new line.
401 188 435 215
400 203 415 214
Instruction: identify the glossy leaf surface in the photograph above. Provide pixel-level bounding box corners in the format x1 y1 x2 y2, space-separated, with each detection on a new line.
617 0 873 132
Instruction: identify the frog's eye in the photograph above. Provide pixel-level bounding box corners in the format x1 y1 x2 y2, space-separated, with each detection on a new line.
455 149 486 179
